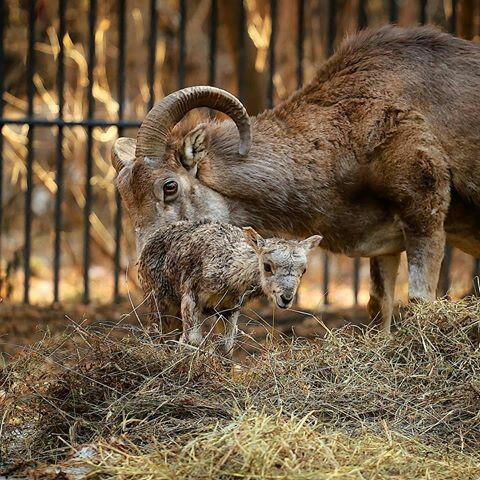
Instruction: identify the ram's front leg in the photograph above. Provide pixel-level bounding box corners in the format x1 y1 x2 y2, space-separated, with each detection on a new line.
367 254 401 333
180 291 203 346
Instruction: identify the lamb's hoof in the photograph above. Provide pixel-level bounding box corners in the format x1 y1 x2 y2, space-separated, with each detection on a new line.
188 330 203 347
177 330 204 351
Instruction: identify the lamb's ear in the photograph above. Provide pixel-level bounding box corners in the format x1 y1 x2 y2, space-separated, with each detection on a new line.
300 234 323 252
182 123 209 174
112 137 136 173
243 227 266 252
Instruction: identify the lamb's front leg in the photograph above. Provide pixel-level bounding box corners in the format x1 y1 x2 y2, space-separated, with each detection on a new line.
220 309 240 357
180 291 203 346
145 294 182 338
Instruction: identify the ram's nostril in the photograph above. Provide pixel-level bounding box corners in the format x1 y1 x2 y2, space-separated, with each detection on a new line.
280 294 292 304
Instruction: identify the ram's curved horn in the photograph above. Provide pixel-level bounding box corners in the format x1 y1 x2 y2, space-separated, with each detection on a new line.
135 86 251 159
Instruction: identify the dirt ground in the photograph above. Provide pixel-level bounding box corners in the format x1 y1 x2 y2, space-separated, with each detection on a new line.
0 300 369 362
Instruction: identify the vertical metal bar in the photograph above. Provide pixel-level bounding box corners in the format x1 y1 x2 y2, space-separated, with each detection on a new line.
114 0 126 303
147 0 157 110
349 0 362 308
24 0 36 304
178 0 186 89
327 0 336 57
358 0 368 29
322 0 333 312
389 0 398 23
83 0 96 304
0 0 5 282
323 253 330 305
450 0 457 34
353 257 360 305
209 0 217 86
238 0 246 103
438 0 456 298
267 0 276 109
473 258 480 297
296 0 305 89
419 0 427 24
53 0 66 304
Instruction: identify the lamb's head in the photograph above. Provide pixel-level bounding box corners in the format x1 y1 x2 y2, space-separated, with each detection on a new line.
243 228 322 309
111 87 252 252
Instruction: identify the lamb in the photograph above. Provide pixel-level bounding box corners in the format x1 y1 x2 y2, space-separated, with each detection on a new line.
137 220 321 354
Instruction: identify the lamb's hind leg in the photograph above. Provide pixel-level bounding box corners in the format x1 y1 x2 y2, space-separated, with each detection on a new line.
180 291 203 346
220 309 240 357
406 231 445 302
367 254 401 333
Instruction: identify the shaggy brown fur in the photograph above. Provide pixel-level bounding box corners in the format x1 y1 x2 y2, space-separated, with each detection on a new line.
113 26 480 332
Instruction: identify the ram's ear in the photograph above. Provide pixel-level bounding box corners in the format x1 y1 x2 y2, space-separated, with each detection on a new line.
182 123 209 174
112 137 136 173
243 227 266 252
300 234 323 252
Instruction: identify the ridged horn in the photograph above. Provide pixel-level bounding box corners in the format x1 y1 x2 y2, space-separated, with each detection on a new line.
135 86 251 159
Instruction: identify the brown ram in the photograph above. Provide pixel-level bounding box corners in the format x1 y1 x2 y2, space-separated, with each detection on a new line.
112 26 480 332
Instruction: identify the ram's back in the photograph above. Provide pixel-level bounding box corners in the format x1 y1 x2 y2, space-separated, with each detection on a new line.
297 26 480 206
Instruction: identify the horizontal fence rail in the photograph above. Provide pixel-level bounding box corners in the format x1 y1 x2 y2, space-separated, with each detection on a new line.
0 0 479 306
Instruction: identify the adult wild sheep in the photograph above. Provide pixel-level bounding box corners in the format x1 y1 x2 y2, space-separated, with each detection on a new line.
137 221 321 353
112 26 480 332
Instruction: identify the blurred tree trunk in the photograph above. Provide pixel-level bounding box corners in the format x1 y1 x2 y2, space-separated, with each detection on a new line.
427 0 447 29
398 0 420 26
218 0 267 114
338 0 359 33
459 0 475 39
276 0 298 96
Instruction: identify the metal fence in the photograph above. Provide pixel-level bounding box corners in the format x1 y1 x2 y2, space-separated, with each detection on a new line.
0 0 478 306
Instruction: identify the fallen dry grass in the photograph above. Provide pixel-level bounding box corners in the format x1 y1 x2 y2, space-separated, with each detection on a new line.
1 299 479 478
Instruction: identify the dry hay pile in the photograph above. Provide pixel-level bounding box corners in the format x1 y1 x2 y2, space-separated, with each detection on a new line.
1 299 479 479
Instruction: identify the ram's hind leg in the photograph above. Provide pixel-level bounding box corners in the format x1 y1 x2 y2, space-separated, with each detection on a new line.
368 254 401 333
406 232 445 301
373 118 449 311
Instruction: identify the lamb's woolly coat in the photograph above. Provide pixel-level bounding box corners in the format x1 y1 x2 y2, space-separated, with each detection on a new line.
138 221 260 329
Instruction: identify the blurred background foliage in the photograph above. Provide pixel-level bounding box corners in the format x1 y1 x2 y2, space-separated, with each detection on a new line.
1 0 479 307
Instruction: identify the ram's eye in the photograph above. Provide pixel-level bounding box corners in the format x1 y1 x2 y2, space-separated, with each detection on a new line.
263 263 272 273
302 268 307 275
163 180 178 197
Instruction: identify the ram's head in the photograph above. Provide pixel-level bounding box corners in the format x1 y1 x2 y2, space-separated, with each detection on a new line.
112 87 251 251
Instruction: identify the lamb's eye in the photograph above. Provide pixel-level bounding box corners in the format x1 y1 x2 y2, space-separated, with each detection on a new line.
302 268 307 275
263 263 272 273
163 180 178 197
